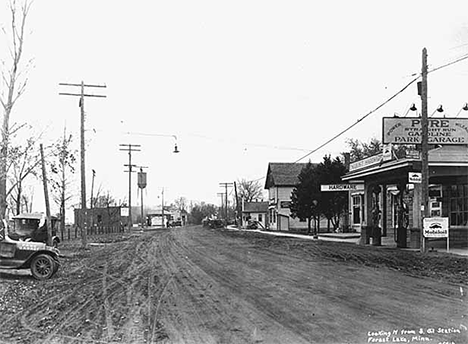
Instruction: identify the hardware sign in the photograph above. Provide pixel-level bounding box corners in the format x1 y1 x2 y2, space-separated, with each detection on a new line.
321 184 365 192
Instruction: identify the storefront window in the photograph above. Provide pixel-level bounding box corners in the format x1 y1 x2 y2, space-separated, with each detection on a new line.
352 195 361 224
446 184 468 226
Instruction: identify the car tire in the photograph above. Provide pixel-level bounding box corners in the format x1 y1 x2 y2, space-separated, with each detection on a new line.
30 254 56 280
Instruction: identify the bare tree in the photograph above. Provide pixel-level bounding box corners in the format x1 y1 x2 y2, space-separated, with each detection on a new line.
20 185 33 212
49 129 77 238
174 196 187 212
237 178 264 202
0 0 33 218
8 134 42 215
94 192 117 208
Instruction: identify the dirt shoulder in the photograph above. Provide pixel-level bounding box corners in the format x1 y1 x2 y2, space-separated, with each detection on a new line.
226 229 468 285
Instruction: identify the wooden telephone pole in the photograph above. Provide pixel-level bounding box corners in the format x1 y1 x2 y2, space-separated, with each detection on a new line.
120 144 141 230
217 192 225 219
219 182 234 222
40 144 52 246
137 166 148 228
420 48 429 253
59 81 106 247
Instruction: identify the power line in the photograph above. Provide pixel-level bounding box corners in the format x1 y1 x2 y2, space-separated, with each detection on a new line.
293 76 420 163
59 81 106 248
119 143 141 230
244 51 468 182
428 52 468 74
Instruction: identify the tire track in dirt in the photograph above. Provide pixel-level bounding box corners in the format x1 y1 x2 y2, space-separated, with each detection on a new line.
155 229 312 344
2 228 466 344
0 233 169 344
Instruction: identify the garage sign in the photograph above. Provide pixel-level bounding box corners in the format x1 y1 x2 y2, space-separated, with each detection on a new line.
423 217 449 238
383 117 468 144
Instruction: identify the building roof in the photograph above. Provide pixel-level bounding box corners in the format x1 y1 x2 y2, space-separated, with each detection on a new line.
242 201 268 213
342 145 468 181
264 162 310 189
428 145 468 164
12 212 58 220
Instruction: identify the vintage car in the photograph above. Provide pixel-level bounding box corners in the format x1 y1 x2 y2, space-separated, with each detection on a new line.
9 213 60 247
0 219 60 280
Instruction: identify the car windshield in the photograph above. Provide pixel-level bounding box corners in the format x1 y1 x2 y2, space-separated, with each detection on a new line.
11 218 41 238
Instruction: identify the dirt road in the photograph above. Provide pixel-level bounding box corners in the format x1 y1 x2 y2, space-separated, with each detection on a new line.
1 226 467 344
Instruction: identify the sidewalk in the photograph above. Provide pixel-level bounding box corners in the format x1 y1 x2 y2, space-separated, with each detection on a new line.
227 226 468 257
227 225 359 243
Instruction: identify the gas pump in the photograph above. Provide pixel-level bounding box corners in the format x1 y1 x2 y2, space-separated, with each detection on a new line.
428 185 442 217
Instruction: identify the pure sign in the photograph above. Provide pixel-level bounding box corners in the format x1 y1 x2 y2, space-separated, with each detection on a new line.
382 117 468 144
423 217 449 238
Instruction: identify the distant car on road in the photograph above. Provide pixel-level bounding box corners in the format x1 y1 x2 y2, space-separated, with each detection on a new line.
246 220 259 230
167 220 182 227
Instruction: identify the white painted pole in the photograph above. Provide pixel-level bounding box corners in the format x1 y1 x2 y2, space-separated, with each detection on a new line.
447 228 450 253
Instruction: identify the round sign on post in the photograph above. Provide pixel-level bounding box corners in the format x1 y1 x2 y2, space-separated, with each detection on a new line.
138 171 147 189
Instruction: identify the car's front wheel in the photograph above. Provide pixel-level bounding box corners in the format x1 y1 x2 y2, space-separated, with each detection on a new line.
30 254 56 280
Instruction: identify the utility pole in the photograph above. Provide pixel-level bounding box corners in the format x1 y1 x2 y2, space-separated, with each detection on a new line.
161 188 165 227
217 192 225 219
137 166 148 228
90 169 96 209
40 144 52 247
59 81 106 247
234 181 240 226
219 182 234 222
120 144 141 230
90 169 96 233
420 48 429 253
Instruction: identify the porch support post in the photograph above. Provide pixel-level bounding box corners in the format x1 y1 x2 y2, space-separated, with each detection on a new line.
412 183 422 247
360 182 374 245
382 184 387 237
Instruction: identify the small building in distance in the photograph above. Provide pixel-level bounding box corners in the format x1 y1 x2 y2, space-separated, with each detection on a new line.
74 206 124 234
265 162 310 232
242 201 268 229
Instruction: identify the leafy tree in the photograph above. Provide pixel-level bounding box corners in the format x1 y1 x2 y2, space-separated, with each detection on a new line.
346 137 412 163
346 137 381 162
289 162 321 235
0 0 33 218
237 178 264 202
315 155 348 231
189 202 217 225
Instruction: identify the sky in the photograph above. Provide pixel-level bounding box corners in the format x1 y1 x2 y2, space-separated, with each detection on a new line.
1 0 467 218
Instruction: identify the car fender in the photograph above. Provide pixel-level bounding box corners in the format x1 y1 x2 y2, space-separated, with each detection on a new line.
21 248 60 269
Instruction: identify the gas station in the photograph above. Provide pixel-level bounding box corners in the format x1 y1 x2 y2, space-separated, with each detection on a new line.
341 117 468 250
